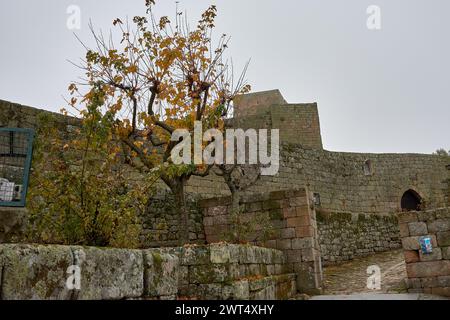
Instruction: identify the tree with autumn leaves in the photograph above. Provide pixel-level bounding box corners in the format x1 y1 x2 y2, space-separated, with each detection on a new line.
61 1 250 244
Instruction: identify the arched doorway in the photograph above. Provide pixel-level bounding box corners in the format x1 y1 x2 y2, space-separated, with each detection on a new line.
401 190 422 211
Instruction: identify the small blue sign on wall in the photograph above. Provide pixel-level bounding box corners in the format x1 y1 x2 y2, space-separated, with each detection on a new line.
419 236 433 254
0 128 34 207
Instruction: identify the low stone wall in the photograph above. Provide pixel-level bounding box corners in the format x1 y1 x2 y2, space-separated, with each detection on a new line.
398 207 450 297
199 189 323 295
317 210 401 266
0 243 296 300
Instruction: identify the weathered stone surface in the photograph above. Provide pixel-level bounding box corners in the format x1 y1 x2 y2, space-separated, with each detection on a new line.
0 244 73 300
74 247 144 300
404 250 420 264
227 280 250 300
419 248 442 262
180 246 210 265
399 223 410 238
210 244 239 264
0 243 296 300
431 287 450 297
408 222 428 236
427 219 450 233
143 250 179 297
318 211 400 266
189 264 230 284
292 238 314 250
421 276 450 288
402 236 437 251
406 261 450 278
398 212 419 224
442 246 450 260
437 231 450 247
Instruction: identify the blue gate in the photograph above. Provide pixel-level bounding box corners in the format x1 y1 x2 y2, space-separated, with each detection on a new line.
0 128 34 207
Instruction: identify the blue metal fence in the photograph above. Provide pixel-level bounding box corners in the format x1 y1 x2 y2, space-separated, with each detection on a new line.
0 128 34 207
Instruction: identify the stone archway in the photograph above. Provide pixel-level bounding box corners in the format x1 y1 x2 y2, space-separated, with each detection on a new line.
401 189 422 211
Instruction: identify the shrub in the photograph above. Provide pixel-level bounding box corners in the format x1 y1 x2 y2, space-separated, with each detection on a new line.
26 96 157 248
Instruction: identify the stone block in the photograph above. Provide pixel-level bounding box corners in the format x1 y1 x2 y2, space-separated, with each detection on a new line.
75 247 144 300
292 237 314 250
189 264 230 284
404 250 420 264
294 215 312 227
442 246 450 260
421 276 450 288
286 250 302 263
437 231 450 247
399 223 409 238
223 280 250 300
210 244 231 264
431 287 450 297
406 260 450 278
280 228 295 239
143 250 179 297
197 283 223 299
419 248 442 262
398 212 418 224
276 239 292 250
250 283 276 300
295 262 321 293
427 219 450 233
295 226 314 238
282 207 297 219
0 244 74 300
295 206 311 218
290 197 307 207
401 236 437 251
301 249 316 262
408 222 428 236
181 246 210 265
239 245 257 264
405 278 421 289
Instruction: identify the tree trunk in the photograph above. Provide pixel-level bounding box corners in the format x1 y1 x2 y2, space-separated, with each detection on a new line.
172 178 190 246
230 189 241 242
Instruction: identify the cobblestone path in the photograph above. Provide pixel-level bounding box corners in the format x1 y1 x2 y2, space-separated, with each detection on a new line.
322 249 407 295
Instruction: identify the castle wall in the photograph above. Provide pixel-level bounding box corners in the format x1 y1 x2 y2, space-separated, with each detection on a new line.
232 102 323 150
2 98 449 216
187 144 450 215
0 99 78 130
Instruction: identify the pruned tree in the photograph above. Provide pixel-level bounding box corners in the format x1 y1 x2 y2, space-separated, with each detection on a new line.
67 1 250 244
214 164 265 243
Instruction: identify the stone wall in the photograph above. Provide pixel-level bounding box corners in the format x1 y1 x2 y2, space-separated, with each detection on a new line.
141 195 206 247
317 210 401 266
186 143 450 215
0 243 296 300
0 99 79 130
232 90 323 150
1 98 449 215
199 189 323 294
399 207 450 297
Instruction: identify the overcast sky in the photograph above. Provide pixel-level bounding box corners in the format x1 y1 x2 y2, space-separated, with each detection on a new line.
0 0 449 154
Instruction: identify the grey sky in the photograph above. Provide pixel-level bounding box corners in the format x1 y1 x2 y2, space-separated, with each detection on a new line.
0 0 448 154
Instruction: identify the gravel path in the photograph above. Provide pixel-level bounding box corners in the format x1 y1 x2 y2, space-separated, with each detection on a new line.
322 249 407 295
